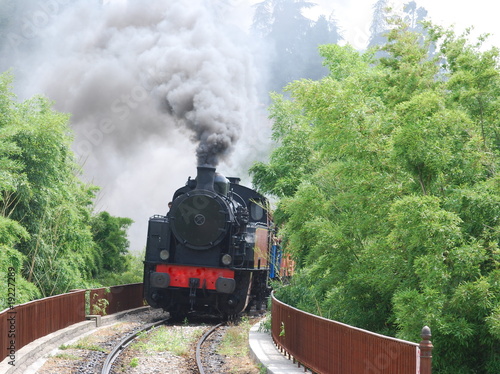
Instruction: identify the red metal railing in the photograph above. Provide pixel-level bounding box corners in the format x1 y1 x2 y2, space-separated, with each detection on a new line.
0 283 145 362
88 283 144 315
0 290 86 362
271 292 430 374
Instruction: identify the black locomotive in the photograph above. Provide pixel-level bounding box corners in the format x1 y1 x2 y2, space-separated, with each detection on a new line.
143 165 278 318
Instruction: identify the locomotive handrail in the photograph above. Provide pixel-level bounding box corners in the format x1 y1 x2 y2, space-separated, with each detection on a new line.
228 190 248 210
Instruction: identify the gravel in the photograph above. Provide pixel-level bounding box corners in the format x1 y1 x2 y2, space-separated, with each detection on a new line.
36 308 167 374
35 309 262 374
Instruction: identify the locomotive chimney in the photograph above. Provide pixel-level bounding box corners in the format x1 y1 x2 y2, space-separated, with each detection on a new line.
227 177 240 185
196 165 216 191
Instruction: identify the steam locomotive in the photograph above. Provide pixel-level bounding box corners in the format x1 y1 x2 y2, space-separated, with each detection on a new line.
143 165 279 318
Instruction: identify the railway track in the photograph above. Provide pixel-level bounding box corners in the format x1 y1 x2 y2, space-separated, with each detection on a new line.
195 322 224 374
35 308 261 374
101 318 226 374
100 318 168 374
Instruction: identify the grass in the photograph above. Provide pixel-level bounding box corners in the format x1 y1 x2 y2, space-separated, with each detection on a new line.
131 325 204 356
258 312 271 332
129 357 139 367
218 317 252 357
217 316 266 374
51 353 80 360
59 336 107 353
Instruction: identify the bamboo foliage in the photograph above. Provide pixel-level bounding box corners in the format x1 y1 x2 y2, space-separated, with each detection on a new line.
252 20 500 374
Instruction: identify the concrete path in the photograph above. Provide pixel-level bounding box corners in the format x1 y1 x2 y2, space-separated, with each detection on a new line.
249 321 310 374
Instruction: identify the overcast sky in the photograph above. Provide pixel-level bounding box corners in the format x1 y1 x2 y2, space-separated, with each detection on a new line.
236 0 500 50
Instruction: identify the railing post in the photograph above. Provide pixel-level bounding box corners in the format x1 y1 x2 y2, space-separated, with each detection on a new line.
419 326 433 374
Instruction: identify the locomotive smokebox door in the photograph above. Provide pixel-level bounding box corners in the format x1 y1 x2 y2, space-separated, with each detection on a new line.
170 191 230 250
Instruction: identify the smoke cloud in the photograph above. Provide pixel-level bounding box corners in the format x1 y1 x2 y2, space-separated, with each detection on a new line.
3 0 272 250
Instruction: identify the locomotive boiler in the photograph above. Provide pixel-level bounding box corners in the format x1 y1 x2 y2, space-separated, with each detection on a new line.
143 165 277 318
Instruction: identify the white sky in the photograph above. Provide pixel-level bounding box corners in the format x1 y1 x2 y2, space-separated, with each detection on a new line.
105 0 500 49
238 0 500 50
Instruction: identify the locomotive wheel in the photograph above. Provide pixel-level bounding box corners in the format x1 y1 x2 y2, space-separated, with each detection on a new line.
168 310 189 322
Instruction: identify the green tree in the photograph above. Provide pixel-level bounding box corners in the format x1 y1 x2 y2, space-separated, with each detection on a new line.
436 27 500 150
256 19 500 373
403 1 428 32
90 211 133 281
367 0 391 49
0 73 42 305
0 71 134 298
0 216 40 310
8 93 99 296
368 2 433 56
250 92 315 198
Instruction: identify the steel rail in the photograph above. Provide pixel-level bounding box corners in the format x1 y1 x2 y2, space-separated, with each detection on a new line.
101 318 167 374
196 322 224 374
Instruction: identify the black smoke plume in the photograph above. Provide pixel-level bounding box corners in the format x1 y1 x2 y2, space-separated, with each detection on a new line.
1 0 271 250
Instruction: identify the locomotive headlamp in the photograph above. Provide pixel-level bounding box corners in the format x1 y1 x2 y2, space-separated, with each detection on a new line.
221 254 232 265
159 249 169 260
